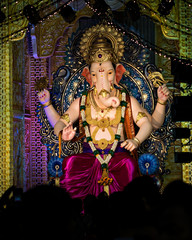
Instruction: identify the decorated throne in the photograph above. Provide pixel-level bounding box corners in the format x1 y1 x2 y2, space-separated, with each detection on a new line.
36 24 173 185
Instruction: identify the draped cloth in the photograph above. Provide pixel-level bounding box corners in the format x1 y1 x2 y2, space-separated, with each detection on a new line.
60 143 138 199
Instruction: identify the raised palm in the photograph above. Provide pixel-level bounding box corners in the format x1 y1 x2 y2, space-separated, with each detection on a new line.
157 84 170 102
37 89 50 104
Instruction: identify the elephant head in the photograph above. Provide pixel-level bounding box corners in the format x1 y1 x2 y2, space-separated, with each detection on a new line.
82 61 126 108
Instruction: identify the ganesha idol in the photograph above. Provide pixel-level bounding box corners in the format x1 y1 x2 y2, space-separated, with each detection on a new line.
38 25 170 199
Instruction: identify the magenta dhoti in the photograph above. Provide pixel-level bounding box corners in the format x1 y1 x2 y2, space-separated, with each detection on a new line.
60 143 139 199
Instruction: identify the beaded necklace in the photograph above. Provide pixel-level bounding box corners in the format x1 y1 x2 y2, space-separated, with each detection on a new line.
80 89 127 168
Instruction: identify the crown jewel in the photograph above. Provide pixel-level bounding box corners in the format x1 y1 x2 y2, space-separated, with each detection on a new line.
80 24 124 64
89 37 117 63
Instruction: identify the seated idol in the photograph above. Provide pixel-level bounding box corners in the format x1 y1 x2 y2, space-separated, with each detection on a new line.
38 25 170 199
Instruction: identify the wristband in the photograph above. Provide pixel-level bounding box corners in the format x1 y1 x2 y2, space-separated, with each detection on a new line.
42 100 52 108
157 99 167 105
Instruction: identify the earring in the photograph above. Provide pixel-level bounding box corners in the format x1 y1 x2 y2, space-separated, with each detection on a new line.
110 85 114 91
94 86 97 96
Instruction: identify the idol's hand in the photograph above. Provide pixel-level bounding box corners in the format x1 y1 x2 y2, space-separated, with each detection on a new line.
157 84 170 103
37 89 50 104
62 122 77 141
121 139 139 152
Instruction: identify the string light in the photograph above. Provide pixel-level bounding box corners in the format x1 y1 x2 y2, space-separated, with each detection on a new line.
3 0 190 20
1 0 192 69
0 0 44 25
116 0 192 36
0 0 76 44
1 0 192 34
0 0 66 26
86 1 192 68
39 0 76 23
138 2 192 35
183 0 192 7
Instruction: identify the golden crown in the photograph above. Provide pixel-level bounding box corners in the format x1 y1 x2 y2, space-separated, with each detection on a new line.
79 24 124 64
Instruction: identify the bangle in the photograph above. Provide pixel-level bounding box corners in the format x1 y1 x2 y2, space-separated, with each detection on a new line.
157 99 167 105
133 137 140 146
42 100 52 108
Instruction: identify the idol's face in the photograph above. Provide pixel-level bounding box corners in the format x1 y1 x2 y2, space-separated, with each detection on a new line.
81 61 126 108
90 61 115 97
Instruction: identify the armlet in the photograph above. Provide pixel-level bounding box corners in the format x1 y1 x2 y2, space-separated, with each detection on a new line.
60 113 70 123
136 112 147 123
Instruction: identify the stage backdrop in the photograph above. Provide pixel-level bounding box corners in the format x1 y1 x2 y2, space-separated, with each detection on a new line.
0 0 191 195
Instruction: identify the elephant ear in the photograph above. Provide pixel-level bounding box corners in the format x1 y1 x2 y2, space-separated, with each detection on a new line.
81 66 92 87
115 64 126 84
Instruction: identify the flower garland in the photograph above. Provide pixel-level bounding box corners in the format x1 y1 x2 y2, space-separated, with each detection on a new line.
80 89 127 168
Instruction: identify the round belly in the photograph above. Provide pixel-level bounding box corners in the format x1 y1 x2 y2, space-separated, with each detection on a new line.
89 125 125 142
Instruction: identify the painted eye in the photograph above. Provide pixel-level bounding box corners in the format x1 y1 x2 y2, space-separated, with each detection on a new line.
92 73 96 77
108 71 113 75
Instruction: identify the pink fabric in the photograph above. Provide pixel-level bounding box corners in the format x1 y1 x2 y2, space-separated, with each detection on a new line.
60 151 138 199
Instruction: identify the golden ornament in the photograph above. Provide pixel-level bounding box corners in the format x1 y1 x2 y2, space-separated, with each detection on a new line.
79 24 125 64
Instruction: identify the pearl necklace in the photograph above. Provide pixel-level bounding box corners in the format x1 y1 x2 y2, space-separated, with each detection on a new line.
80 89 127 166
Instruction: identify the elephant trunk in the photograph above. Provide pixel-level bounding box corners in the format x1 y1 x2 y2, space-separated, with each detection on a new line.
98 91 120 108
96 69 120 108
